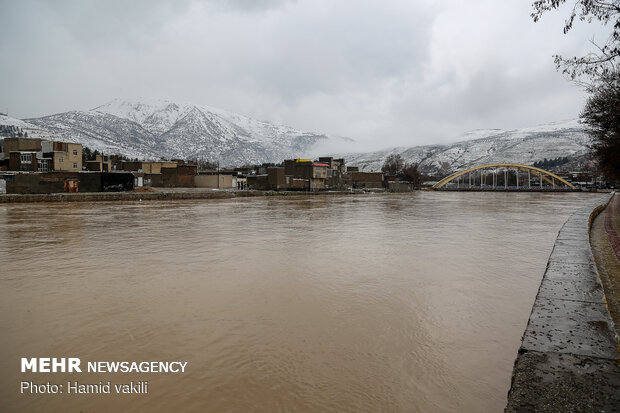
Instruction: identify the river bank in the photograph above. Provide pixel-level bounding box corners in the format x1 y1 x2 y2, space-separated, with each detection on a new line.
505 192 620 412
0 188 364 203
0 187 609 203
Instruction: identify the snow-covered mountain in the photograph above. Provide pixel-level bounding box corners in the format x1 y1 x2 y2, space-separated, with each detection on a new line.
343 119 591 175
19 98 337 165
2 100 591 172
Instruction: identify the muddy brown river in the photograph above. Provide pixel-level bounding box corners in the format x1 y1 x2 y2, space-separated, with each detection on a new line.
0 192 599 412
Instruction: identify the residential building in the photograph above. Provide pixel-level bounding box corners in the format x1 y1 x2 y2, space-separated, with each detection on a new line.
41 141 82 172
2 138 82 172
347 171 384 189
85 154 112 172
9 151 38 171
282 158 329 190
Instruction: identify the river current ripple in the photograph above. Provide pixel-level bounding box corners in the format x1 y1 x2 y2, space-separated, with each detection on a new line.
0 192 597 412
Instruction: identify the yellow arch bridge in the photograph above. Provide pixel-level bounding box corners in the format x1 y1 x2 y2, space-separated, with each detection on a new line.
432 163 575 191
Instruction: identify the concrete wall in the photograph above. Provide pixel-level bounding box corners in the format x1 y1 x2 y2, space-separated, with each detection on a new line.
195 174 216 188
77 173 104 192
247 174 269 190
290 178 309 190
283 159 296 176
161 167 197 188
177 165 197 187
388 182 415 192
6 172 78 194
348 172 384 189
6 172 134 194
144 173 162 187
141 161 178 174
6 172 96 194
294 163 314 179
349 172 383 182
161 167 177 187
0 188 361 202
309 178 325 190
6 173 41 194
195 174 235 188
267 167 286 189
102 172 134 192
118 161 142 171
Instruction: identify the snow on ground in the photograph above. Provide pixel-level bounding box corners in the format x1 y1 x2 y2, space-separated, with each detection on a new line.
5 99 591 171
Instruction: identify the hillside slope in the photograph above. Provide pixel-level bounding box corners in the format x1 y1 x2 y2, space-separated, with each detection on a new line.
343 120 590 174
22 98 333 165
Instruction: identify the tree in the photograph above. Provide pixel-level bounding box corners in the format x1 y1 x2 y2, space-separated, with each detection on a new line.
381 153 404 176
381 154 423 186
533 0 619 181
581 70 620 181
401 162 422 186
197 159 218 171
82 146 92 162
532 0 620 80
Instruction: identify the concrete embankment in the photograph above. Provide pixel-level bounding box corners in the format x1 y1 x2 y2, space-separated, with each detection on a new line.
505 193 620 412
0 189 360 203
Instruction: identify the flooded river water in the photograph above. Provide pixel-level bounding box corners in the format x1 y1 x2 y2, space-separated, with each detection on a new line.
0 192 599 412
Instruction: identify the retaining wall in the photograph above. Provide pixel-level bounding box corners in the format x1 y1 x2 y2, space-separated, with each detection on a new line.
0 190 360 203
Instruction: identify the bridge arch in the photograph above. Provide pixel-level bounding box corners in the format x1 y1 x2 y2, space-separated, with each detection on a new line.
432 163 575 190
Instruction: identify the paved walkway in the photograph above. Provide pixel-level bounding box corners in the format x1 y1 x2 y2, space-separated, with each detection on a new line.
505 193 620 412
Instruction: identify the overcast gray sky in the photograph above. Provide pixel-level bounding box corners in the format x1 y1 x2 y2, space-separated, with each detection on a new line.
0 0 613 148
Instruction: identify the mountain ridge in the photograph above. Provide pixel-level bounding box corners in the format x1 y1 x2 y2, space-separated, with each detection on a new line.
341 119 590 174
21 98 336 166
1 99 592 173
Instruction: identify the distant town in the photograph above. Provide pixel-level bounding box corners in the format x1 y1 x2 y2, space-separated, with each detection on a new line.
0 126 609 195
0 132 418 195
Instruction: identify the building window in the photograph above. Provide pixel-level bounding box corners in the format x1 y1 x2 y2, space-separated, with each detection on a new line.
20 153 32 163
59 157 64 163
73 150 78 156
73 162 78 169
38 160 50 172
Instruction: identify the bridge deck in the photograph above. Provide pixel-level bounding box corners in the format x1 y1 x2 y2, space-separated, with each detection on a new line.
434 187 578 192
